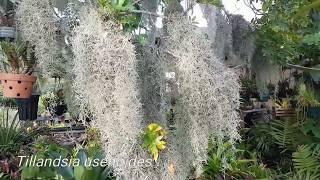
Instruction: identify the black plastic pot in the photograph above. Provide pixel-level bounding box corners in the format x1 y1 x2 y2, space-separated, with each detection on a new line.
15 95 39 121
53 104 67 116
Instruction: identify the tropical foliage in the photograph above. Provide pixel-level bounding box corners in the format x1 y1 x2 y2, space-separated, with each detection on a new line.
253 0 320 65
292 145 320 178
21 139 113 180
98 0 141 31
202 138 272 179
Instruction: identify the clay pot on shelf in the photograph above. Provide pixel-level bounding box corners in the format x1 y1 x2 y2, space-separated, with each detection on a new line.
0 73 37 98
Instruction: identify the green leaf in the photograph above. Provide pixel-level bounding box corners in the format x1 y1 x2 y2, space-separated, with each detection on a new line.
55 163 74 179
138 34 148 46
262 0 272 12
296 0 320 17
302 119 320 138
21 166 39 179
99 167 113 180
269 120 296 149
74 166 85 180
293 145 320 178
304 32 320 45
197 0 223 7
77 149 88 166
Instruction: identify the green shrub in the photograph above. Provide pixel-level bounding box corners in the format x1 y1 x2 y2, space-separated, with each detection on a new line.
202 138 273 179
0 109 24 155
21 137 113 180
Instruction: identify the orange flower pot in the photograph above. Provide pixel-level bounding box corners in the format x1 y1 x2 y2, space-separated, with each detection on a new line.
0 73 37 98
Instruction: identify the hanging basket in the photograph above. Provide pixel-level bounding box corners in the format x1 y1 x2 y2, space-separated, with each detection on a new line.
0 73 37 98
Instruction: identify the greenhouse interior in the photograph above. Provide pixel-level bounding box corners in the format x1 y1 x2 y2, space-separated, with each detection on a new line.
0 0 320 179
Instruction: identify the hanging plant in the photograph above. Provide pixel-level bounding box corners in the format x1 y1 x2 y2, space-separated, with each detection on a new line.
16 0 65 77
161 14 241 178
71 7 145 178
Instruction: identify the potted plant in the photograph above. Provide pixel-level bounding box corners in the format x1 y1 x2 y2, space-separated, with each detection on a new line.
240 76 259 108
0 41 36 99
266 82 275 97
40 89 67 117
0 41 39 120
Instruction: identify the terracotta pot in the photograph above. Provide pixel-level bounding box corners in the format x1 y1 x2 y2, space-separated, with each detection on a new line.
0 73 37 98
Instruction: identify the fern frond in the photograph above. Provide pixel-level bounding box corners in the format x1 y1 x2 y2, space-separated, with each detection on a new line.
269 120 296 149
292 145 320 178
289 172 320 180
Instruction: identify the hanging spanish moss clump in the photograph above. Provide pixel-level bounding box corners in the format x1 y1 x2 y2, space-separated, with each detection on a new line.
71 7 148 178
229 14 256 65
201 5 255 67
199 4 232 62
162 14 241 178
16 0 64 77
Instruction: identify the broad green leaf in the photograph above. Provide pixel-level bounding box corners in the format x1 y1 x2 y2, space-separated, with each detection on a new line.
77 149 88 166
21 166 39 179
74 166 85 180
